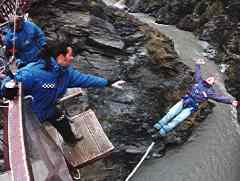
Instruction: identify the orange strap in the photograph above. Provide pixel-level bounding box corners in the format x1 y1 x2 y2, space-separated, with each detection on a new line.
7 48 17 54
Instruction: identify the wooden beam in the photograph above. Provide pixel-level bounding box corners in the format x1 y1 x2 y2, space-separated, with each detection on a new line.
58 88 84 104
8 85 33 181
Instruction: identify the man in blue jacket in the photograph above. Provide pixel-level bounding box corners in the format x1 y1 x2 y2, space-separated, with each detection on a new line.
1 12 46 68
2 43 125 145
153 58 238 137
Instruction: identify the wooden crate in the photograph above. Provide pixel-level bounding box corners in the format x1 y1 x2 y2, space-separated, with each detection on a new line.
45 109 114 167
58 88 84 103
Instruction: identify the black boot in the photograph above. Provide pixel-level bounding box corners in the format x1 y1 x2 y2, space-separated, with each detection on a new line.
49 115 83 146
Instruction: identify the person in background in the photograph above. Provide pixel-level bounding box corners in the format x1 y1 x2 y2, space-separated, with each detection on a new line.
1 8 46 68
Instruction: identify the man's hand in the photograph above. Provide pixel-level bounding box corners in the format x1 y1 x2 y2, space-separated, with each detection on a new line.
232 100 238 107
111 80 126 90
195 58 206 65
3 80 18 100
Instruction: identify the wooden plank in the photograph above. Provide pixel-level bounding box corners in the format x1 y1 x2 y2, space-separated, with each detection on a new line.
58 88 84 103
3 106 10 171
23 99 73 181
46 109 114 168
8 84 33 181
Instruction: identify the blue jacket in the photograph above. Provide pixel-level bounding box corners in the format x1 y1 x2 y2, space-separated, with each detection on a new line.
3 20 46 66
15 58 109 122
183 64 233 111
0 76 11 97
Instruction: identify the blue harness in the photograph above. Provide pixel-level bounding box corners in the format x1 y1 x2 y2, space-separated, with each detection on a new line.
182 95 199 112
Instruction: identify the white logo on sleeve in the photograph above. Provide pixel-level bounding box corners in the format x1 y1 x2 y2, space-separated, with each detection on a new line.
25 40 30 45
42 83 56 89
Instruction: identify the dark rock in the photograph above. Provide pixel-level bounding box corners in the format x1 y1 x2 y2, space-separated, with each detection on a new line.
88 16 125 50
165 134 183 145
125 145 145 155
199 15 231 46
127 0 198 25
177 15 200 32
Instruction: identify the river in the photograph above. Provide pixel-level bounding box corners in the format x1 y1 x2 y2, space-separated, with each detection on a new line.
102 1 240 180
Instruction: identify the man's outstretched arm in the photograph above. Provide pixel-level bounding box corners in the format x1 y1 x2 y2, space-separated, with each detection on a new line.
68 68 125 89
208 89 238 107
194 58 205 83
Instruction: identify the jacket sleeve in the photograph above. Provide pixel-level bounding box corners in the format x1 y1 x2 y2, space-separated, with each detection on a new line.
68 68 109 88
32 22 46 48
0 76 11 97
15 67 35 90
195 64 203 83
207 88 233 104
3 32 13 48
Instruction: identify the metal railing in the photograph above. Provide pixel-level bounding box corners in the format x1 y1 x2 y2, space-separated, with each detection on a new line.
0 0 31 21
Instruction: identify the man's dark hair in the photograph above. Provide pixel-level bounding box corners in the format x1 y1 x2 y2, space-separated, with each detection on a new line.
39 44 51 70
8 8 24 29
41 42 71 70
16 8 24 16
50 42 71 58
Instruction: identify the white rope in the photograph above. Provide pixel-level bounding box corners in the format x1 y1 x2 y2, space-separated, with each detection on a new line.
12 0 20 60
0 105 8 107
125 142 155 181
72 168 81 180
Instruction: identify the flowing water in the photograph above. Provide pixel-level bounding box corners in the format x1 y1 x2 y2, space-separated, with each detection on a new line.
102 1 240 181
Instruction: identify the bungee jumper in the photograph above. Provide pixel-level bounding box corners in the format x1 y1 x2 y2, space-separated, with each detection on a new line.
125 58 240 181
153 58 239 137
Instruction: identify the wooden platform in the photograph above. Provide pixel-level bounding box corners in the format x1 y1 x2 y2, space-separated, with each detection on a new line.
45 109 114 168
23 98 73 181
58 88 84 103
8 85 32 181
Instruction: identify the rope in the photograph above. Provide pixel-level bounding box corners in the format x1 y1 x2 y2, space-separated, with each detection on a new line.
72 168 81 180
0 105 8 107
12 0 20 60
125 142 155 181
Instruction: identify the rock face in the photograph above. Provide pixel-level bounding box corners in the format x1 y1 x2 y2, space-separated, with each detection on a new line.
126 0 198 25
126 0 240 118
20 0 214 180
